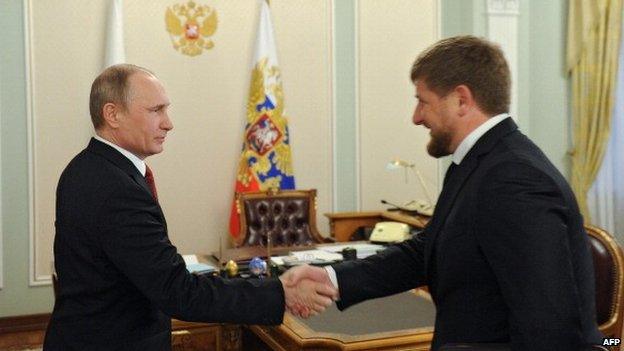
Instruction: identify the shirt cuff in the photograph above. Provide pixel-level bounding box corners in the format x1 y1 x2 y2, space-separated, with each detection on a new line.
324 266 339 290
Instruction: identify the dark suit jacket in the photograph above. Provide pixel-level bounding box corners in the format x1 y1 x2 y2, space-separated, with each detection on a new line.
44 138 285 351
333 118 602 351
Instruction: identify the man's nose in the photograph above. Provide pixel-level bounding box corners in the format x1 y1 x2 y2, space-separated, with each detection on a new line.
162 112 174 131
412 106 423 125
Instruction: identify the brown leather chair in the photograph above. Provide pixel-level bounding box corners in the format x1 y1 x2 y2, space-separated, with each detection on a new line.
586 225 624 340
233 188 331 247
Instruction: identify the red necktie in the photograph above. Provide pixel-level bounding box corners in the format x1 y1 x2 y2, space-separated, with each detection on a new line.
144 165 159 202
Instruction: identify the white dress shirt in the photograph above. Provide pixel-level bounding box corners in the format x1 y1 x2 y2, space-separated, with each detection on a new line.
452 113 510 165
94 134 147 176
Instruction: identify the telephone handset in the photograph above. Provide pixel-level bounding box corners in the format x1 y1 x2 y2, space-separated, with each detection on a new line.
369 221 411 243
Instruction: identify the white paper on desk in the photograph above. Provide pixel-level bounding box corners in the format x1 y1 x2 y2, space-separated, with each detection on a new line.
270 256 288 266
186 263 217 274
292 250 343 262
182 254 199 265
319 243 385 259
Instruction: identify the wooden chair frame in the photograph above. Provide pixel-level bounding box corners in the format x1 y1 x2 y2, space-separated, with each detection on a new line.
585 224 624 340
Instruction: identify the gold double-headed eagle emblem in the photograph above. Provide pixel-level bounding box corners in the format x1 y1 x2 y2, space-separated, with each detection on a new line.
165 1 218 57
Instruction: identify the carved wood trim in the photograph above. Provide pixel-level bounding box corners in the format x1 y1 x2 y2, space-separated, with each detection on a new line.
0 313 49 350
0 314 228 351
0 313 49 334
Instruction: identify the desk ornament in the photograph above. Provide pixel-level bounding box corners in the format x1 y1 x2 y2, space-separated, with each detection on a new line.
224 260 238 278
249 257 267 276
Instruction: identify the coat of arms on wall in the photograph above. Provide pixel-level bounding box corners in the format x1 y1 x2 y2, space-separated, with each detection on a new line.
165 1 218 57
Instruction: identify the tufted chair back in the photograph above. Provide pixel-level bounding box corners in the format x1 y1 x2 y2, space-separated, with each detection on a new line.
234 189 328 247
586 225 624 340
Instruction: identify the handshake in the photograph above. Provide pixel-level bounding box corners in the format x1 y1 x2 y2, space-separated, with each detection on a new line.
278 265 339 319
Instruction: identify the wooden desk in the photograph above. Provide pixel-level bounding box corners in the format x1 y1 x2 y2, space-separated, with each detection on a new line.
171 320 241 351
195 224 436 350
325 211 430 242
244 291 434 350
172 292 435 351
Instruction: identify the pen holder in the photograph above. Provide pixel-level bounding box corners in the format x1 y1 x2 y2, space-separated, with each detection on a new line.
269 260 280 277
341 247 357 261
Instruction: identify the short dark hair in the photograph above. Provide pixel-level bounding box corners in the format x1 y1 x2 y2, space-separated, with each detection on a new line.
89 64 154 129
410 35 510 116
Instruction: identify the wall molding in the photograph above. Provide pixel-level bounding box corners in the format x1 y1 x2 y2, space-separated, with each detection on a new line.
435 0 443 193
24 0 51 286
327 0 336 215
331 0 338 213
354 0 361 211
0 49 3 291
486 0 520 121
487 0 519 15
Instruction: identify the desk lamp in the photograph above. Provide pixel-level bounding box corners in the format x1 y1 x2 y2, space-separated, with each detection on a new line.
386 159 434 215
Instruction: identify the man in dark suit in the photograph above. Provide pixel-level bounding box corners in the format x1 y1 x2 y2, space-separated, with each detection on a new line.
44 64 337 351
282 36 603 350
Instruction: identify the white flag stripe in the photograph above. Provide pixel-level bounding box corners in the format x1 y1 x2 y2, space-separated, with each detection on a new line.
104 0 125 68
254 0 279 66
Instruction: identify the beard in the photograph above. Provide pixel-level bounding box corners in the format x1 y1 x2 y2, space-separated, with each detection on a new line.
426 129 453 158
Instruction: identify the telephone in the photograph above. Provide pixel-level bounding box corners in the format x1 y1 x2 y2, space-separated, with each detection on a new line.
401 200 434 216
369 221 411 243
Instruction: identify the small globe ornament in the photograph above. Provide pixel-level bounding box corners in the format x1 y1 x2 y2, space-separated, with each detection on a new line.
225 260 238 277
249 257 267 276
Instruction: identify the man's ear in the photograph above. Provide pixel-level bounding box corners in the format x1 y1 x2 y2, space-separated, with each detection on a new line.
454 85 475 117
102 102 121 128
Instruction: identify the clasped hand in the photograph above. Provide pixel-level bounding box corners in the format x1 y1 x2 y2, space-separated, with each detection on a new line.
278 265 339 318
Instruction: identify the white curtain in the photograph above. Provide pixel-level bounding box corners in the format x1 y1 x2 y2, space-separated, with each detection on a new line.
587 22 624 244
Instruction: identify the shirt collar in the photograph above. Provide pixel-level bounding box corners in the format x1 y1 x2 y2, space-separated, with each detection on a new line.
93 134 147 176
452 113 510 165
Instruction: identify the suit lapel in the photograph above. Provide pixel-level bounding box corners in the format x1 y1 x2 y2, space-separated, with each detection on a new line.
87 138 159 208
424 118 519 275
424 157 479 268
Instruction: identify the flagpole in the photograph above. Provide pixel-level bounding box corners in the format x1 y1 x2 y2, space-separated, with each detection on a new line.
266 227 272 276
104 0 126 68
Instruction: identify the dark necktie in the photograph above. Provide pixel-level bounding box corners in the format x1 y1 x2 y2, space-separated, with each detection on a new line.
144 165 159 202
443 162 458 187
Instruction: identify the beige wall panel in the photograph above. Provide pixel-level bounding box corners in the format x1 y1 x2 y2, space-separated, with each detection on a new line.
29 0 333 282
358 0 439 211
268 0 333 236
30 0 109 282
